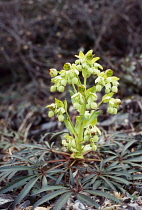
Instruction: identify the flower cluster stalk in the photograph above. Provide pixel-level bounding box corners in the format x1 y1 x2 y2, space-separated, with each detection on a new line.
46 50 121 159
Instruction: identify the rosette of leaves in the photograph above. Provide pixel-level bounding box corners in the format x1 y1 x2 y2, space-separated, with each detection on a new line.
0 142 67 210
98 132 142 184
47 50 121 159
30 169 120 210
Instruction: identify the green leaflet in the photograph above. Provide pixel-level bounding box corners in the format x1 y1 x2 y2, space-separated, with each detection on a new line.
77 193 100 208
85 190 120 203
12 176 39 209
32 189 70 210
32 185 67 195
54 191 72 210
0 175 37 194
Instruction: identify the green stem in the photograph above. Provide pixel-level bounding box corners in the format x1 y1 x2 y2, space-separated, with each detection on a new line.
72 83 77 93
65 109 78 137
76 78 87 155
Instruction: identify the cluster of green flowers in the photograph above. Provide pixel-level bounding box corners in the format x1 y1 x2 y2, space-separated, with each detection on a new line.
47 99 66 122
46 50 121 159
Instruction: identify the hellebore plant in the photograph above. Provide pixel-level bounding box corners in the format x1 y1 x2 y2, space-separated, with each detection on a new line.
47 50 121 159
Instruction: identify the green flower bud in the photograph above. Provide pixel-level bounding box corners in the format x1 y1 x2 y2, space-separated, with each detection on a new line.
86 103 91 109
91 102 97 109
68 78 72 84
90 143 97 151
72 77 78 84
93 69 100 76
82 144 92 153
92 135 98 142
73 102 80 110
49 68 58 77
96 84 102 92
105 88 111 94
57 86 65 92
84 135 89 142
78 85 85 93
58 115 64 122
63 62 71 70
116 99 121 105
62 140 68 146
46 103 56 111
112 81 119 86
106 77 112 82
105 69 113 77
88 68 94 74
112 86 118 93
50 86 56 92
107 107 114 114
113 108 117 114
61 79 67 86
48 110 54 118
86 52 93 60
105 83 111 89
70 140 76 148
70 147 78 153
76 64 82 70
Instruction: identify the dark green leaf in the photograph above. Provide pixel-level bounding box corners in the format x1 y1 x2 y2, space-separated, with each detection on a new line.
56 173 64 185
0 175 36 194
54 191 72 210
69 169 75 187
32 186 67 195
133 174 142 180
32 189 69 210
125 150 142 158
82 174 95 183
101 176 117 191
11 154 35 164
126 156 142 163
106 175 130 185
85 190 120 203
0 165 34 171
77 193 100 208
42 176 48 188
121 140 137 157
93 180 102 189
12 176 39 209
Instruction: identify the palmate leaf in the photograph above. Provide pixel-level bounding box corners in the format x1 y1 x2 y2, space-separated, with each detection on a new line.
85 190 120 203
54 191 72 210
0 175 37 194
12 176 39 210
32 189 70 210
77 193 100 208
